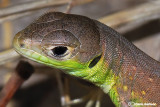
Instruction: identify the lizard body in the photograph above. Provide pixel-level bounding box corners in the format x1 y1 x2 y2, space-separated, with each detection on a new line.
13 12 160 107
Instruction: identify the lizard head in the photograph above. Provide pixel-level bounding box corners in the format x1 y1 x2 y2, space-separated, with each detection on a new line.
13 12 117 92
13 12 104 78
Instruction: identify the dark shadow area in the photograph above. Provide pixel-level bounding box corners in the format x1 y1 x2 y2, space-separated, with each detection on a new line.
13 77 60 107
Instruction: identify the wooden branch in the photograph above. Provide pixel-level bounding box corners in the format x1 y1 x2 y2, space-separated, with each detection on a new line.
0 49 20 65
0 0 69 18
99 1 160 33
0 11 34 23
0 61 35 107
0 0 94 23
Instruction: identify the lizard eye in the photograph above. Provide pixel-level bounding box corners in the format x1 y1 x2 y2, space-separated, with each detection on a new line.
45 45 74 60
51 46 68 57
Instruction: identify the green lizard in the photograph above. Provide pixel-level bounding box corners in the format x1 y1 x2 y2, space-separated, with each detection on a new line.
13 12 160 107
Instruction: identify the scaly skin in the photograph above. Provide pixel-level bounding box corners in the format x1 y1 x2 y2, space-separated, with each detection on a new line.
13 12 160 107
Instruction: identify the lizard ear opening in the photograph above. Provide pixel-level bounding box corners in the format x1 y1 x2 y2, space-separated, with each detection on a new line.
89 55 102 68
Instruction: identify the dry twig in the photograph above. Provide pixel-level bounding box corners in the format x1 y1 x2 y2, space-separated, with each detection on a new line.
0 61 35 107
99 1 160 33
0 49 20 65
0 0 94 23
0 0 69 17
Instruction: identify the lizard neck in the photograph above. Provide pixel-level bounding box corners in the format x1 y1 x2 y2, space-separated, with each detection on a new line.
67 52 117 93
94 21 160 106
83 54 117 93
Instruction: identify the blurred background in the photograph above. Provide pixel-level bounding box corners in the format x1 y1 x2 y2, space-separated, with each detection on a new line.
0 0 160 107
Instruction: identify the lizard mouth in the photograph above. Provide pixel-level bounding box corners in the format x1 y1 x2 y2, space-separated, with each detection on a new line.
13 33 85 70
